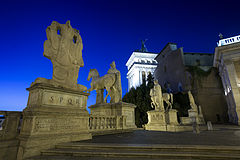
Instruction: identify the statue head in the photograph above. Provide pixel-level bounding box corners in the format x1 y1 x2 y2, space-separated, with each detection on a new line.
154 80 158 85
110 61 116 68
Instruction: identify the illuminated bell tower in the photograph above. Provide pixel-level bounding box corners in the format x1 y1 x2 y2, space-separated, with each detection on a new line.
126 40 158 90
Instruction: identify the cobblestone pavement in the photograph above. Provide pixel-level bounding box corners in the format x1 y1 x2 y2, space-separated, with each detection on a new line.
79 125 240 146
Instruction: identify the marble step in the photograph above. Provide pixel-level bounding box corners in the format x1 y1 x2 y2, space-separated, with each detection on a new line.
36 148 240 160
31 143 240 160
55 142 240 154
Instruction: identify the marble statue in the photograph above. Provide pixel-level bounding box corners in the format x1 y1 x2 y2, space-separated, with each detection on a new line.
87 61 122 103
163 93 173 110
140 39 148 52
31 20 87 91
107 61 122 103
18 21 91 159
188 91 198 111
150 80 164 111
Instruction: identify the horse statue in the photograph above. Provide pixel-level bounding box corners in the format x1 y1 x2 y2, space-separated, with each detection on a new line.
150 80 174 111
163 93 173 110
87 69 116 103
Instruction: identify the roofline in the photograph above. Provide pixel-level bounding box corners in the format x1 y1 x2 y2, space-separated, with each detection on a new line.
155 42 177 59
133 51 158 54
184 52 213 55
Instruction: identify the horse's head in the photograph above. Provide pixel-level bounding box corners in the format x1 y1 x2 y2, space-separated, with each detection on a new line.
87 69 99 81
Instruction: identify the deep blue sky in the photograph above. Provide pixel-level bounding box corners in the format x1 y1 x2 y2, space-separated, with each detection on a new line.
1 0 240 111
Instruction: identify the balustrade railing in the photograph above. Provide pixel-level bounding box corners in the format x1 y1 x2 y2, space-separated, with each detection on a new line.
89 115 126 132
0 111 22 140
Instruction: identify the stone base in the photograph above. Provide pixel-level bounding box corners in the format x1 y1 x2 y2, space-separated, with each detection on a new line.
188 109 206 125
180 117 192 125
0 139 19 160
166 125 191 132
89 102 137 129
17 83 92 159
198 115 206 125
167 109 179 125
145 109 207 132
145 124 167 131
145 110 167 131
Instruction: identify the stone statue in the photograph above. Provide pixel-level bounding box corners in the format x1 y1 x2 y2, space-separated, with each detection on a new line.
150 80 164 111
31 20 87 91
140 39 148 52
107 61 122 103
87 61 122 103
162 93 173 110
188 91 198 111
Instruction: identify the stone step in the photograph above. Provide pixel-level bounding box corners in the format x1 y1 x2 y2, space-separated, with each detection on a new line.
33 148 240 160
28 143 240 160
56 142 240 154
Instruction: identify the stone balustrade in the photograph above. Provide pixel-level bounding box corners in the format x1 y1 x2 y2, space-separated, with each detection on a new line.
0 111 22 160
0 111 22 141
89 115 127 132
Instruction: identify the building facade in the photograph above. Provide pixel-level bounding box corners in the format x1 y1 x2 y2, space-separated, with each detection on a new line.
154 43 228 123
126 51 158 90
214 35 240 124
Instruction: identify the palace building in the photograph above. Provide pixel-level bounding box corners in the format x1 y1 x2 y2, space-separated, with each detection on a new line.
126 37 240 125
126 41 158 90
214 34 240 124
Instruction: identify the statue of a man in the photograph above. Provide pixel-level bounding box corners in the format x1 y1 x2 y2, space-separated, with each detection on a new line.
140 39 148 52
107 61 122 103
150 80 164 111
188 91 198 111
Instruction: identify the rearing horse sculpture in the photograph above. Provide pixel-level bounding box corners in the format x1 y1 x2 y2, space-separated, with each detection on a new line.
87 69 116 103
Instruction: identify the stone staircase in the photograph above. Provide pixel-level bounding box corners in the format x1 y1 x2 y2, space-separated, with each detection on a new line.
29 142 240 160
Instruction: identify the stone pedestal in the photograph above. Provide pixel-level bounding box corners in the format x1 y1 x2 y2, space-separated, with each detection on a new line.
145 110 167 131
89 102 136 129
166 109 179 132
17 83 92 159
188 109 205 125
180 117 192 125
168 109 179 125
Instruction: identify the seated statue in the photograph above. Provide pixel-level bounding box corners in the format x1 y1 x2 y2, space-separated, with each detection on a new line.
31 20 87 91
87 61 122 104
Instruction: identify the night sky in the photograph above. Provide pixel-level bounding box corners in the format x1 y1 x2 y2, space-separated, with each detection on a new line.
1 0 240 111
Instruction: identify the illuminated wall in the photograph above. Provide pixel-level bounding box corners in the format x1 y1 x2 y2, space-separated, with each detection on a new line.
214 37 240 125
126 51 158 90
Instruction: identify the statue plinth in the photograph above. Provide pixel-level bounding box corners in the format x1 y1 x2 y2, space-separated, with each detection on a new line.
167 109 179 125
145 110 167 131
17 83 92 159
188 109 205 125
89 102 137 129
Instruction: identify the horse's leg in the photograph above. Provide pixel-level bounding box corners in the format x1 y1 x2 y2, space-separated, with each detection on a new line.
151 102 155 109
166 101 171 110
104 87 110 103
96 89 104 104
170 93 173 104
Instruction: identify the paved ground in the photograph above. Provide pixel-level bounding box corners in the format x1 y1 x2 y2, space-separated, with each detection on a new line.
78 125 240 146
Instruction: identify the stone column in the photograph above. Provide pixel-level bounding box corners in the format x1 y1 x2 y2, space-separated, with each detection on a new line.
225 60 240 124
139 70 142 85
